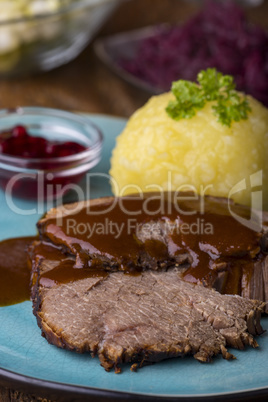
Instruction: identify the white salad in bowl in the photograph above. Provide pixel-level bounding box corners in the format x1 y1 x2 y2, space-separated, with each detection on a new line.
0 0 121 76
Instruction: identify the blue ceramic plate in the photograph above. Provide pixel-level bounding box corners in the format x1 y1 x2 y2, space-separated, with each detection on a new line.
0 114 267 400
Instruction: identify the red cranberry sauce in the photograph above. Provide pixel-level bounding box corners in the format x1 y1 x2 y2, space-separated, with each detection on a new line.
0 125 87 158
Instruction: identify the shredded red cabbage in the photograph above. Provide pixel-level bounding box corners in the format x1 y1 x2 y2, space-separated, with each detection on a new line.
119 0 268 106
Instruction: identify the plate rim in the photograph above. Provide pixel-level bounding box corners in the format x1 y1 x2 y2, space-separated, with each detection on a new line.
0 367 268 401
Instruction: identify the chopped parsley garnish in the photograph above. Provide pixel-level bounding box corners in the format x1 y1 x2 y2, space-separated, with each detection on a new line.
166 68 251 127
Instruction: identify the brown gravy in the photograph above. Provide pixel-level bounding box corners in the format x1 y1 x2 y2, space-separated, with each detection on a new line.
0 236 37 306
1 193 264 305
40 261 108 288
30 241 108 289
41 193 262 292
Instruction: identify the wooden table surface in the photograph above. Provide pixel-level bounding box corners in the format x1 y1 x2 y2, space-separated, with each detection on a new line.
0 0 268 119
1 0 268 401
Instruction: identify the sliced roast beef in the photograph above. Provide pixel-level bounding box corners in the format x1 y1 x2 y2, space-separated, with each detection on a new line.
36 193 268 310
30 241 265 373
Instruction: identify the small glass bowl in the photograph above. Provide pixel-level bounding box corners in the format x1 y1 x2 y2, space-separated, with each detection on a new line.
0 107 103 200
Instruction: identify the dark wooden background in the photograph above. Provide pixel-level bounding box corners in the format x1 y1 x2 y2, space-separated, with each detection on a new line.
1 0 268 400
0 0 268 119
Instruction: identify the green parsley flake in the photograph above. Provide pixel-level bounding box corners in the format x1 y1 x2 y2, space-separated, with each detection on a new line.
166 68 251 127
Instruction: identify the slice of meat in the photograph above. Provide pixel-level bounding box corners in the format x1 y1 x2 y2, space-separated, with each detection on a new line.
37 193 264 269
37 196 189 272
31 243 265 373
36 192 268 310
241 256 268 313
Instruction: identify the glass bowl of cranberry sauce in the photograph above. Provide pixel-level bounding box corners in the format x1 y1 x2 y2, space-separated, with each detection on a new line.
0 107 103 200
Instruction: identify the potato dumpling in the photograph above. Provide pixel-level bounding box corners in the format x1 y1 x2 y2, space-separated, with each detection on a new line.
110 92 268 210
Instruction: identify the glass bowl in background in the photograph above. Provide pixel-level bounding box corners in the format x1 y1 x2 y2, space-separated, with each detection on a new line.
0 0 122 77
0 107 103 200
